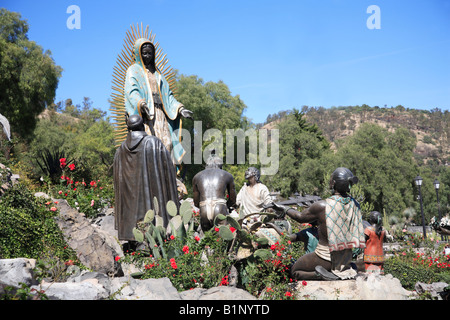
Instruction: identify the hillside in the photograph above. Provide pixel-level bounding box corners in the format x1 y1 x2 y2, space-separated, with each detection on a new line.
261 106 450 166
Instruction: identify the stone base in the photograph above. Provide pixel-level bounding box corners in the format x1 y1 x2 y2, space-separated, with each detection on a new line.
295 273 413 300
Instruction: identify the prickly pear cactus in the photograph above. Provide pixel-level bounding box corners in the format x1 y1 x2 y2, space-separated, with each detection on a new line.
132 198 196 260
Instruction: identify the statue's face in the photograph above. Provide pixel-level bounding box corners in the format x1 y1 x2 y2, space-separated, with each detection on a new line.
141 45 154 66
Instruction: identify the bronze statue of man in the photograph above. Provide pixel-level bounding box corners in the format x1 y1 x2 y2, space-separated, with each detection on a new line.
192 153 237 231
269 167 366 280
113 115 179 242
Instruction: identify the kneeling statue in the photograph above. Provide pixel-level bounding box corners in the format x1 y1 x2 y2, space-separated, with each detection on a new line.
268 167 366 280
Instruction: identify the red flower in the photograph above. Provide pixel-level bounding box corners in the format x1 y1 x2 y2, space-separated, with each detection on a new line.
182 245 189 254
302 280 307 286
214 227 220 232
65 260 74 266
170 235 175 240
59 158 66 168
194 236 200 242
219 275 229 286
68 163 75 171
115 256 120 262
50 207 57 212
230 227 236 233
90 181 96 187
285 291 292 297
170 258 178 269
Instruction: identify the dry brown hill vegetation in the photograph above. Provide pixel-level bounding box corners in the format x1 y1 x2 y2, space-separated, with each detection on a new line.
261 105 450 166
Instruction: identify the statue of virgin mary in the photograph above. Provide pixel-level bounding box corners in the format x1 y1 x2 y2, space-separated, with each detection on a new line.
124 38 193 164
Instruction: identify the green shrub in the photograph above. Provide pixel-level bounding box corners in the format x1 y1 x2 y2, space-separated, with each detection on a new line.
49 174 114 219
384 254 439 290
0 183 75 261
237 237 303 299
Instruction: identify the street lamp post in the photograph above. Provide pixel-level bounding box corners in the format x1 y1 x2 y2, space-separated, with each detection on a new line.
414 175 427 238
434 179 443 241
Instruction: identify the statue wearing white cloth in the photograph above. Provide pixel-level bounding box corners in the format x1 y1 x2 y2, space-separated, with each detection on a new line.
236 167 272 221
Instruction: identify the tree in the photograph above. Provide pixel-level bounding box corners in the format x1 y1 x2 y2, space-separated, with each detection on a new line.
334 123 418 217
264 109 331 197
72 118 115 177
174 74 250 192
175 74 249 133
26 98 115 182
0 9 62 141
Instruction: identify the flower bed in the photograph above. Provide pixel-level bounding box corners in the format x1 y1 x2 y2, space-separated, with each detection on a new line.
51 158 114 218
119 217 308 300
384 245 450 290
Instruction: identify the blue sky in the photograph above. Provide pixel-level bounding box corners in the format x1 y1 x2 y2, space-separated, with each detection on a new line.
3 0 450 124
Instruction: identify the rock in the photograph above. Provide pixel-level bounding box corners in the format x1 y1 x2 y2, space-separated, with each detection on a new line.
120 262 141 276
109 276 184 300
68 270 112 294
356 273 411 300
5 256 445 301
10 174 20 185
110 276 135 299
54 199 123 275
92 213 124 264
0 163 19 191
34 192 50 199
296 279 359 300
131 277 182 300
415 281 449 300
32 279 109 300
179 286 257 300
197 286 257 300
296 273 412 300
0 163 12 194
0 258 37 287
180 288 207 300
92 212 117 237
